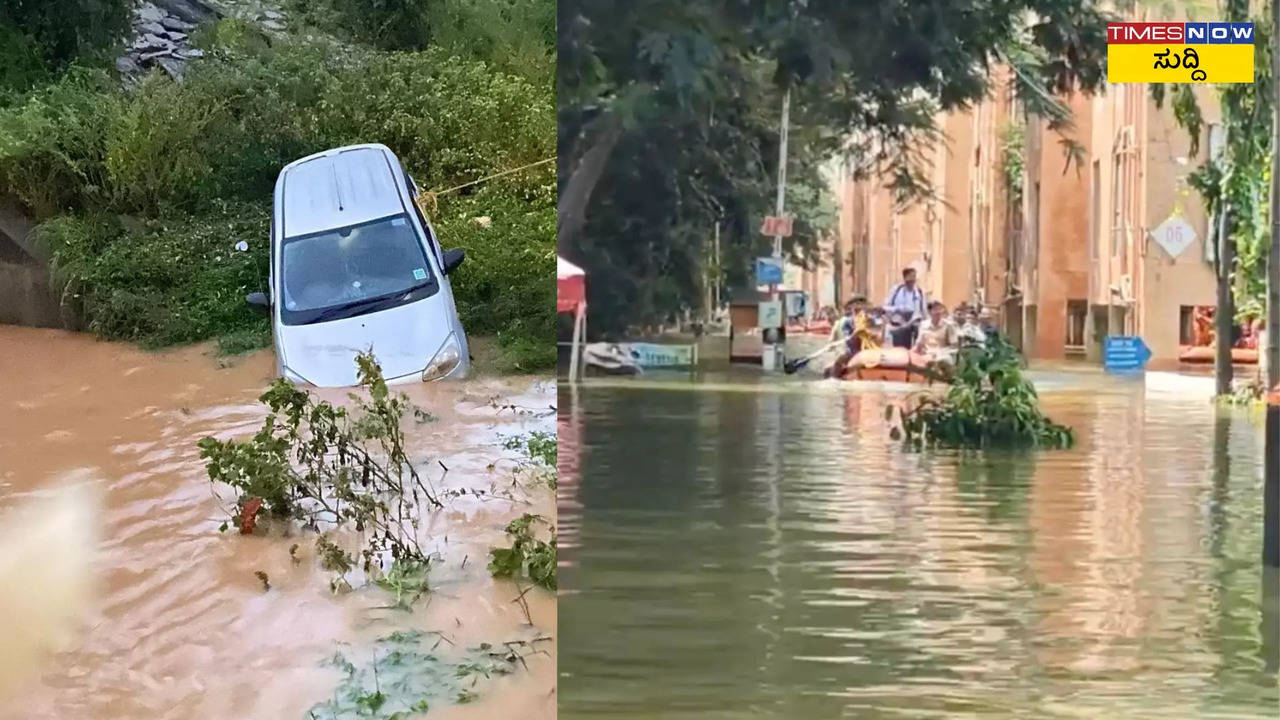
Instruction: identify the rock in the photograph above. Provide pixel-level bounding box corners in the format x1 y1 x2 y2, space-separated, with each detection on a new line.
141 33 175 51
114 56 142 76
137 3 166 22
164 30 188 42
139 49 175 63
262 19 285 31
153 0 221 24
263 10 283 20
156 56 187 81
138 21 167 36
161 16 196 31
178 48 205 59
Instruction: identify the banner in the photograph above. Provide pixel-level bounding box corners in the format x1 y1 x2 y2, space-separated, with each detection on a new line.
623 342 697 368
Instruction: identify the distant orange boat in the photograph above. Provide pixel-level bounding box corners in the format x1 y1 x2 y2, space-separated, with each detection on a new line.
1178 345 1258 364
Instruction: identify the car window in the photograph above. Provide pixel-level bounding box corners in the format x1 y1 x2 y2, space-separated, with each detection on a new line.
278 213 439 325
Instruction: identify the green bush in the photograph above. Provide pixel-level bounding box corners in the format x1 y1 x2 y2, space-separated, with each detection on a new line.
38 204 270 348
893 335 1075 449
0 36 554 367
433 182 555 372
285 0 554 79
0 0 130 72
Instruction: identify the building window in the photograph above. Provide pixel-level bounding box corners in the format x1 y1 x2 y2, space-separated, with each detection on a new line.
1066 299 1087 351
1179 305 1195 345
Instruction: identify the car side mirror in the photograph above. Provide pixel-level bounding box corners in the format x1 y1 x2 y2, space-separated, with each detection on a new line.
246 291 270 309
442 248 465 275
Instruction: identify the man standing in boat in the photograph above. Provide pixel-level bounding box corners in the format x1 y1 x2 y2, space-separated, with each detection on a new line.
883 266 927 348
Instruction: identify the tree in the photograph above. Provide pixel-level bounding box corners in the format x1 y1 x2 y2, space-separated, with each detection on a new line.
0 0 130 68
558 0 1111 334
1153 0 1274 391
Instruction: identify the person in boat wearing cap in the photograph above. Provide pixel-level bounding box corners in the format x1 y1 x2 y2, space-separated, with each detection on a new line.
825 295 881 378
914 300 959 370
883 266 927 348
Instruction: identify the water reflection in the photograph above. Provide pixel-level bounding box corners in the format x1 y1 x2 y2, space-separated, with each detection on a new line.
559 377 1278 719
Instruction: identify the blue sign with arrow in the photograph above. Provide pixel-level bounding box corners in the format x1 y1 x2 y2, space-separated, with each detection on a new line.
756 257 784 286
1103 336 1152 373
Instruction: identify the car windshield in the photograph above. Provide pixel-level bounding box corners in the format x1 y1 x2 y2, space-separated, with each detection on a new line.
279 213 438 326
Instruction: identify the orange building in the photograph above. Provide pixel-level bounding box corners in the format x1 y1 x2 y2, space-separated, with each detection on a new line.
812 71 1220 365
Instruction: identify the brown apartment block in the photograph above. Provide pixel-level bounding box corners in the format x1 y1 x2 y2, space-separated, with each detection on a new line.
812 71 1220 366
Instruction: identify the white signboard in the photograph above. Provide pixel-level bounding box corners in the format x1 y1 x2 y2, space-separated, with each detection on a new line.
1151 214 1197 260
623 343 696 368
758 300 783 329
784 291 807 318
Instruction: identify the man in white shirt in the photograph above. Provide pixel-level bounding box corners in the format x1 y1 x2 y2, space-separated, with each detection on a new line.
914 300 959 367
883 266 927 348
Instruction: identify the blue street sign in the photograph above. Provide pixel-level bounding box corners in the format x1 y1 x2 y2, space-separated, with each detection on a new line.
756 256 784 286
1103 336 1152 373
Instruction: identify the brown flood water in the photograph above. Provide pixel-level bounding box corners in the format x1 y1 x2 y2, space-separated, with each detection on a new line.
0 326 555 720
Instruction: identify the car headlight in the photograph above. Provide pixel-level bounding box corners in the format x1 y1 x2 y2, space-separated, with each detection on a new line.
422 334 461 382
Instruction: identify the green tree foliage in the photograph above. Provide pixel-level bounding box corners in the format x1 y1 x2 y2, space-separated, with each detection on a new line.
559 0 1110 335
0 0 130 83
0 11 555 367
1152 0 1271 321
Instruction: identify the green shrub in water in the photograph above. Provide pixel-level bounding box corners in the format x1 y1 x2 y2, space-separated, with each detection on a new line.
0 33 553 367
489 513 556 591
894 334 1075 449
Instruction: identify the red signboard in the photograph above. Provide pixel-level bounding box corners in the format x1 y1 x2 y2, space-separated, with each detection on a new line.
760 215 793 237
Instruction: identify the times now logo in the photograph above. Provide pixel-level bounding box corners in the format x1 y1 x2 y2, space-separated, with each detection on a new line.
1107 22 1254 44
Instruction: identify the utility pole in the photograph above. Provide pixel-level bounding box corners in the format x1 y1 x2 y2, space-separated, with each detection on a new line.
763 88 790 372
1216 205 1234 396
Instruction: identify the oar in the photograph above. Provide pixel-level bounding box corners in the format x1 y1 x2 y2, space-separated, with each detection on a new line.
784 339 847 374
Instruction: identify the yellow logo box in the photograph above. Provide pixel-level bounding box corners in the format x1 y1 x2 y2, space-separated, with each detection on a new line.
1108 43 1254 83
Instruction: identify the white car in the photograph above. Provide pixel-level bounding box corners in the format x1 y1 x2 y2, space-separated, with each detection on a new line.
248 143 470 387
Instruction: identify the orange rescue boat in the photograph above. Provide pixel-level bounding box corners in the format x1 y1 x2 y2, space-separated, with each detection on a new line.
840 346 942 383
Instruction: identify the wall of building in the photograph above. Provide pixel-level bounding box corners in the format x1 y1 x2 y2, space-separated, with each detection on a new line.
1025 93 1093 360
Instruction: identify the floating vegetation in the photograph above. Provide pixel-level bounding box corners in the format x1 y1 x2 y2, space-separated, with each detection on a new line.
489 514 556 591
502 431 557 489
891 335 1074 449
307 630 549 719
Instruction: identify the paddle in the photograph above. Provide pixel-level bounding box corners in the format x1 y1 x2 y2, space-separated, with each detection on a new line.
784 339 847 374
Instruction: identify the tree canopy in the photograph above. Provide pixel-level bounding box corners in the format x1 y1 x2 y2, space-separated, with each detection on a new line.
559 0 1111 335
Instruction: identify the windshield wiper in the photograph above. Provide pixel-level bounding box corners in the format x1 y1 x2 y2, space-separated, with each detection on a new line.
305 281 435 324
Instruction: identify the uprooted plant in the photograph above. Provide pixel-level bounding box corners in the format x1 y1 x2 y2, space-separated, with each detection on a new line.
501 430 557 489
888 334 1075 449
198 352 439 592
489 513 556 591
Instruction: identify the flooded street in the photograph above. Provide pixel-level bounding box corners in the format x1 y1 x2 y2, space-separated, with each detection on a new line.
0 326 555 720
559 371 1279 719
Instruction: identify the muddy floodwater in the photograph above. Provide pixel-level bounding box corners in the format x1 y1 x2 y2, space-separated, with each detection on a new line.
559 371 1279 719
0 326 555 720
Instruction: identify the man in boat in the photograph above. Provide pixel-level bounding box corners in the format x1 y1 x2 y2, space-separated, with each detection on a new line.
914 300 959 370
825 296 881 378
956 305 987 345
883 266 927 348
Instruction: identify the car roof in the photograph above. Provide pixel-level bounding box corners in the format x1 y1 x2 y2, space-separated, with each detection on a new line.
277 144 408 238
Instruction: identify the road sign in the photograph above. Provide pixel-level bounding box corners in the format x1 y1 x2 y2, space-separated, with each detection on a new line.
760 215 793 237
758 300 783 330
1151 214 1196 259
755 257 784 286
1103 335 1152 373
